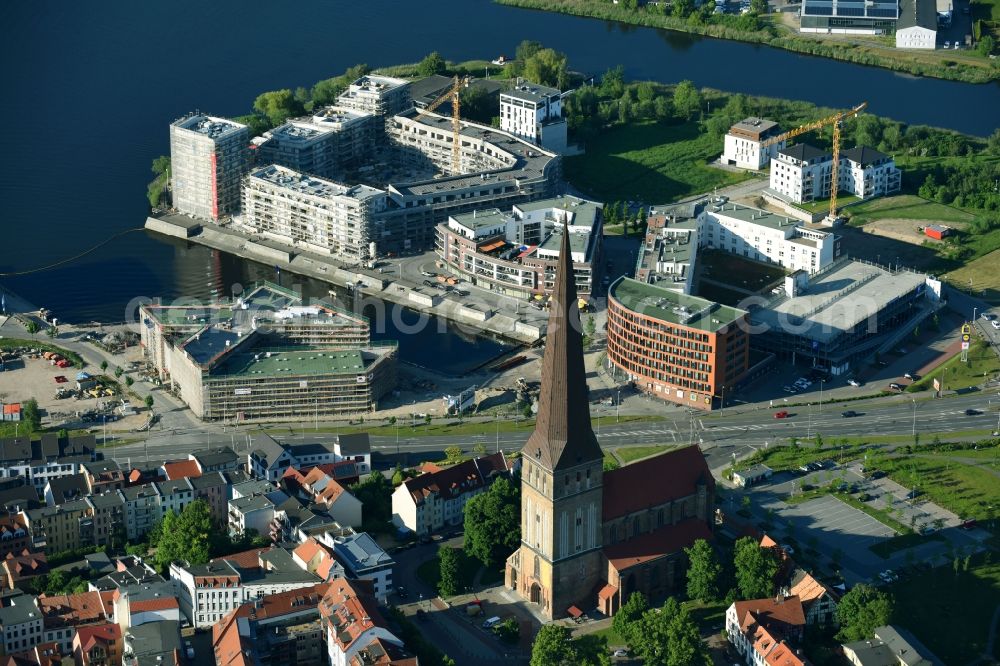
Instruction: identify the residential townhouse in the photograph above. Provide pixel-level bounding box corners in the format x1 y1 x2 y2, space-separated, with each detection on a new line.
0 515 31 560
189 447 240 474
726 596 808 666
283 466 362 528
113 582 182 630
0 435 96 491
249 434 371 483
391 452 512 536
84 493 124 550
291 538 345 583
119 484 161 543
81 461 125 496
1 551 48 591
190 472 229 525
170 547 320 629
0 594 43 657
72 623 122 666
21 500 93 553
155 478 195 516
788 569 839 627
36 591 107 655
121 619 182 666
43 474 89 507
319 578 414 666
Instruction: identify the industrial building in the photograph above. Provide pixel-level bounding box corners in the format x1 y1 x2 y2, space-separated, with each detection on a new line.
500 81 568 154
722 118 786 170
606 277 751 410
896 0 939 47
769 143 901 205
241 164 386 262
138 283 395 421
799 0 900 34
747 259 941 373
169 114 250 221
434 195 603 297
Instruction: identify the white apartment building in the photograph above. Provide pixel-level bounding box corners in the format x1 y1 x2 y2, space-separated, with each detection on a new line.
0 594 43 656
241 164 386 263
253 108 375 179
170 548 320 629
722 118 786 170
335 75 411 117
500 81 567 154
169 113 250 221
769 143 901 205
700 200 839 274
155 478 195 516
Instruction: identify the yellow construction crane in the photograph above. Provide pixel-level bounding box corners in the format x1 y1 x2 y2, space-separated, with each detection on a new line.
413 75 468 175
761 102 868 221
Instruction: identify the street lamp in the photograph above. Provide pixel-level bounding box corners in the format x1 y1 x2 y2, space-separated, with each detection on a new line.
911 399 917 437
720 385 726 416
819 380 825 412
616 389 621 423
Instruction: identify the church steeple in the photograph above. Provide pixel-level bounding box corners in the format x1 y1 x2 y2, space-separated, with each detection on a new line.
524 226 603 471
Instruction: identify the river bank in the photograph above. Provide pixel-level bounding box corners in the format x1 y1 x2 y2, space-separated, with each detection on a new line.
495 0 1000 83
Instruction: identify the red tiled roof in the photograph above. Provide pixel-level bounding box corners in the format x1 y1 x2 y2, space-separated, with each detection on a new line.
734 596 806 634
76 623 121 651
162 460 202 480
215 546 270 569
402 453 508 504
602 446 713 520
97 591 116 617
765 641 809 666
789 571 830 605
603 518 712 571
598 584 618 600
3 404 21 415
129 596 179 612
760 534 779 548
38 591 105 626
319 579 386 651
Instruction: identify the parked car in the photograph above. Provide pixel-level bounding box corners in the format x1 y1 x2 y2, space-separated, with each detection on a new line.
482 616 502 630
904 373 918 380
869 470 886 480
889 383 903 391
842 410 858 418
980 313 994 321
774 410 790 419
612 649 629 658
992 320 1000 329
965 408 982 416
847 379 861 387
906 489 923 500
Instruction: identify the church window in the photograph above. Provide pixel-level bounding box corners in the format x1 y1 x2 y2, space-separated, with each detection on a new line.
657 508 665 527
632 516 641 537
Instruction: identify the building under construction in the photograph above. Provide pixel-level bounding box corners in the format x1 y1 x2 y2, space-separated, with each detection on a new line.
139 282 395 421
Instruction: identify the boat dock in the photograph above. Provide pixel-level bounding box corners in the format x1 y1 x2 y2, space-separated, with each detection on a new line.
144 214 548 344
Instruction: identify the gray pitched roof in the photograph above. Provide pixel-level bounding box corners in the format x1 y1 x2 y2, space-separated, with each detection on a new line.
898 0 937 29
249 433 287 467
841 145 890 167
778 143 832 163
191 447 238 468
0 437 32 463
333 433 370 456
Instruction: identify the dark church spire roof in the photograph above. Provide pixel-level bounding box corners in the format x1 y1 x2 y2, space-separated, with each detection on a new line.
523 227 603 471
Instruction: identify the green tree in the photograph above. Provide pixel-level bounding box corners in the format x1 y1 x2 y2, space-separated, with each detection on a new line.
523 48 569 89
350 472 393 531
114 366 124 379
473 442 488 456
631 598 709 666
530 625 578 666
25 321 39 335
444 445 463 464
673 80 702 121
750 0 768 13
836 584 894 641
293 86 311 110
684 539 722 602
515 40 544 65
988 128 1000 156
600 66 626 100
463 476 520 566
391 464 405 487
22 399 42 432
418 51 447 77
673 0 694 18
253 89 303 127
152 500 213 572
613 591 648 647
100 360 108 372
977 34 996 57
459 86 494 124
46 326 57 339
733 536 779 600
144 395 154 411
125 376 134 387
425 413 432 425
437 546 460 597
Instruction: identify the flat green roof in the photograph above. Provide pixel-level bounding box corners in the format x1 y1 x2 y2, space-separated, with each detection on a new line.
610 277 746 332
213 349 368 378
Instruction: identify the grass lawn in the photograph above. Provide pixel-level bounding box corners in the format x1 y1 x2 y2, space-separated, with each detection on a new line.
869 531 945 559
945 248 1000 305
694 281 752 308
796 193 860 215
616 445 675 464
563 120 750 204
866 453 1000 522
844 194 975 225
278 414 663 439
890 558 1000 664
907 339 1000 392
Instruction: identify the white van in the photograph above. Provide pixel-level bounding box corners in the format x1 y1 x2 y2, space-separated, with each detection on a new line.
482 616 502 629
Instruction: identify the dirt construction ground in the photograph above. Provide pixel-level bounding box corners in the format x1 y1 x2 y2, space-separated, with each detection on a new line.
864 218 952 246
0 351 147 431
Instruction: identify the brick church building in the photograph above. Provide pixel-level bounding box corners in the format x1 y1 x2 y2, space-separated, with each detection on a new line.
504 231 715 620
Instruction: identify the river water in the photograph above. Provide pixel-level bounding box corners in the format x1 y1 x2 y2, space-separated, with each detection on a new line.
1 0 997 364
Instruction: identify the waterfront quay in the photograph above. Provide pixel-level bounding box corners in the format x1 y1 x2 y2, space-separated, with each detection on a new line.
145 214 549 345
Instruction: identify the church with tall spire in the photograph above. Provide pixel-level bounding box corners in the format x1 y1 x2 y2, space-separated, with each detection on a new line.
505 227 716 620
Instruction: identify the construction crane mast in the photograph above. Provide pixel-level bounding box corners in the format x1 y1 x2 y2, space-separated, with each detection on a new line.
413 75 468 175
761 102 868 222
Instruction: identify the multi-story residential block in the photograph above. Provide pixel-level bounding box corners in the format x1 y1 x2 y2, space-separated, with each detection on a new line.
242 164 387 263
190 473 229 526
228 494 279 537
119 484 162 542
435 196 604 298
334 75 411 118
322 532 393 603
22 500 92 553
606 277 750 410
700 200 840 274
43 474 89 507
769 143 901 205
171 547 320 629
291 538 345 583
121 619 182 666
84 493 124 549
81 461 125 495
189 447 240 474
500 81 567 154
633 210 700 294
0 513 31 560
170 113 250 221
0 594 43 657
37 591 107 655
318 578 413 666
722 118 786 170
155 478 195 516
72 623 122 666
391 452 512 536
